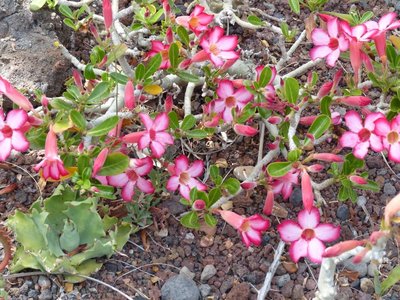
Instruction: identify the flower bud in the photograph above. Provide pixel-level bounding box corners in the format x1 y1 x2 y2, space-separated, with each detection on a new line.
192 199 206 211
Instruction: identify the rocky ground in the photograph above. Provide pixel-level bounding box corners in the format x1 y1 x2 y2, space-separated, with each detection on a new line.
1 0 400 299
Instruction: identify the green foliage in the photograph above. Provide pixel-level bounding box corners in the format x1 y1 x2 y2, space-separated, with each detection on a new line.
7 185 133 282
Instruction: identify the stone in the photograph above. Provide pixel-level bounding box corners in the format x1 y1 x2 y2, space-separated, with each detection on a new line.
198 284 211 297
289 188 302 206
341 259 368 277
19 281 30 295
306 278 317 290
368 263 378 277
28 290 39 298
226 282 250 300
275 274 291 288
201 264 217 282
292 284 304 299
38 276 51 290
38 289 53 300
161 275 200 300
360 278 374 294
384 183 396 196
220 278 234 294
337 204 350 221
104 262 119 272
180 266 195 280
280 280 294 298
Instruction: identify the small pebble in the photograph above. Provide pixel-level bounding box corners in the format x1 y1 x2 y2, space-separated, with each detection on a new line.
360 278 374 294
201 264 217 282
38 276 51 290
180 266 195 280
337 204 350 221
199 284 211 297
289 188 302 206
275 274 291 288
384 183 396 196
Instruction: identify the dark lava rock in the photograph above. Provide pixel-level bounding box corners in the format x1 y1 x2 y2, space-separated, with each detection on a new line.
337 204 350 221
161 274 200 300
226 282 250 300
289 188 303 206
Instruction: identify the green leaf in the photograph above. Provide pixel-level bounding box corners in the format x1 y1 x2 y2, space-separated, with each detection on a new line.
287 149 301 162
97 152 129 176
288 0 300 14
181 115 196 131
266 161 293 177
63 18 77 30
59 221 80 252
320 96 333 116
105 44 128 66
391 97 400 112
208 188 221 207
353 180 380 192
258 67 272 88
59 4 74 19
177 26 190 46
387 44 397 65
87 116 119 136
110 72 128 84
210 165 219 182
381 266 400 295
189 187 198 202
185 129 209 139
305 114 331 145
51 98 74 110
360 11 374 24
284 77 299 104
144 53 162 79
176 71 200 83
223 178 240 195
30 0 47 11
168 111 179 130
343 153 364 175
180 211 200 229
86 82 110 104
90 46 106 65
84 64 96 80
135 63 145 81
148 9 164 24
204 214 218 227
69 110 86 131
247 15 263 26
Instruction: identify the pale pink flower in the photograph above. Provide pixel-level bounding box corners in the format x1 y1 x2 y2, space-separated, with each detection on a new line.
339 111 384 159
349 175 367 185
336 96 371 107
146 41 171 69
312 153 343 162
34 127 68 180
301 170 314 212
122 112 174 158
365 12 400 63
191 26 239 67
102 0 113 31
374 115 400 162
310 17 349 66
219 210 270 247
208 80 253 123
166 155 207 199
278 207 340 263
233 124 258 136
92 148 109 177
263 190 274 216
175 5 213 36
124 80 135 110
323 240 366 258
271 168 300 200
0 109 30 161
0 76 33 111
108 157 154 201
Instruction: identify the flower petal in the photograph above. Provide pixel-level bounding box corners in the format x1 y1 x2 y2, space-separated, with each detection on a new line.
150 141 165 158
233 87 253 104
289 238 308 263
153 112 169 131
388 143 400 163
108 173 129 187
277 220 302 242
339 131 359 148
326 49 340 67
0 138 11 161
374 118 391 136
353 141 369 159
311 29 330 45
166 176 179 191
310 46 331 60
314 223 341 242
175 155 189 173
179 184 190 199
217 80 234 99
298 207 320 229
139 113 154 130
217 36 238 51
344 111 363 132
307 238 325 263
11 131 29 152
137 177 155 194
121 181 135 201
369 133 383 152
248 215 270 231
244 228 262 246
186 160 204 177
6 109 28 129
365 112 385 130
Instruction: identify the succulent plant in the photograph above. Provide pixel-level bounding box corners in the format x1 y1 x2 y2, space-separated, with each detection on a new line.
7 184 133 282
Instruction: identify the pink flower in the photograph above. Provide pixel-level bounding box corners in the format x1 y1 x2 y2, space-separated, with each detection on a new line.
255 66 277 101
191 26 239 67
339 111 384 159
124 80 135 110
271 168 299 200
323 240 366 258
365 12 400 63
108 157 155 201
192 199 206 210
219 210 270 247
34 127 68 181
349 175 367 185
263 190 274 215
166 154 207 199
278 207 340 263
175 5 213 36
0 109 30 161
301 170 314 212
336 96 371 107
374 115 400 162
312 153 343 162
92 148 109 177
102 0 113 31
310 17 349 66
146 41 171 69
0 76 33 111
233 124 258 136
208 80 253 123
122 112 174 158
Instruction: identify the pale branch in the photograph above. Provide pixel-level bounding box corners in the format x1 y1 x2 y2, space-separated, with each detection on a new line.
288 103 308 151
358 80 373 89
59 44 105 75
257 240 286 300
57 0 94 7
276 30 307 71
258 121 266 163
184 82 196 116
210 147 280 209
282 59 322 79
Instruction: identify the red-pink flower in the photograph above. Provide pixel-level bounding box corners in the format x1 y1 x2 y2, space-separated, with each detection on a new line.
123 112 174 158
278 207 340 263
166 155 207 199
301 170 314 212
365 12 400 63
339 111 384 159
312 153 343 162
310 17 349 66
208 80 253 123
146 41 171 69
219 210 270 247
323 240 366 258
0 76 33 111
271 168 299 200
233 124 258 136
192 26 239 67
336 96 371 107
0 109 30 161
102 0 113 31
124 80 135 110
34 127 68 180
92 148 109 177
108 157 155 201
374 115 400 162
175 5 213 36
